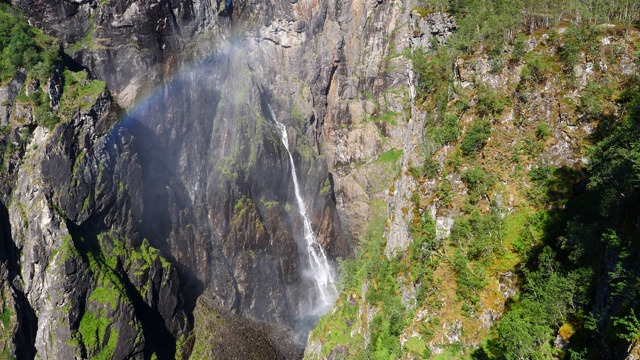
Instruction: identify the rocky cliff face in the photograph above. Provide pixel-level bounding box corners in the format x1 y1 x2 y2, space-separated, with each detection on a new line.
304 15 640 360
4 0 434 357
12 0 632 358
0 67 190 358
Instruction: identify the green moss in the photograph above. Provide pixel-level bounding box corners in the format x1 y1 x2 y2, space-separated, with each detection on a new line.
259 198 279 209
59 235 79 262
64 228 174 357
218 154 239 183
16 203 28 231
67 19 95 53
0 345 15 360
376 148 403 163
320 178 332 197
1 301 12 330
58 69 107 118
290 103 305 124
81 195 91 213
78 310 112 355
89 286 119 311
233 83 248 106
375 109 399 125
404 336 427 357
191 299 226 359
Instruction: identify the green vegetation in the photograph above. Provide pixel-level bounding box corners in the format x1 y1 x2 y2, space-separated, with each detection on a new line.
491 247 583 359
0 4 60 83
0 290 16 360
535 123 550 140
314 2 640 358
424 112 460 148
460 165 493 204
58 70 107 118
559 25 602 82
78 311 119 358
0 5 108 130
579 80 616 119
460 119 491 156
312 196 444 358
376 148 403 163
475 86 506 118
475 72 640 359
520 53 559 85
59 229 176 358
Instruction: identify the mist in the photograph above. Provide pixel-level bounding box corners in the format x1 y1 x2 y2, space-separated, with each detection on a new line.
113 26 345 344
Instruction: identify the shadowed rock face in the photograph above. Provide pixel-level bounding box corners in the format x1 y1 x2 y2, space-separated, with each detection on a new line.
0 82 191 358
122 40 348 332
3 0 449 357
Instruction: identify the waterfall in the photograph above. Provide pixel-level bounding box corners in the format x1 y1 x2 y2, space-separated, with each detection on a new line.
269 105 337 310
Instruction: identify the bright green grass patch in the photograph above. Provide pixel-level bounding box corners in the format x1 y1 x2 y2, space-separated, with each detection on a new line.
78 310 112 355
376 148 403 163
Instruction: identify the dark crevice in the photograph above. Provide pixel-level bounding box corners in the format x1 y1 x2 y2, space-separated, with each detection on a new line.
258 86 275 125
327 172 337 204
0 201 37 359
61 51 86 72
165 0 182 37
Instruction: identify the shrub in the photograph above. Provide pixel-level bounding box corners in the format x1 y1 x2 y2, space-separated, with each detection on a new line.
461 165 494 204
450 249 486 304
412 48 452 98
536 123 550 140
461 119 491 156
521 54 557 84
476 87 506 118
450 211 504 263
410 213 438 263
437 112 460 144
510 34 528 63
0 4 60 83
422 157 439 178
579 81 614 119
558 25 601 83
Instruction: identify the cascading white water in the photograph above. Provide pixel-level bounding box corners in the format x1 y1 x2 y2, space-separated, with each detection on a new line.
269 105 337 309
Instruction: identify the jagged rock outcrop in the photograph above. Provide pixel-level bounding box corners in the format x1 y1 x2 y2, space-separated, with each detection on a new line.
0 67 191 358
10 0 221 108
189 291 304 359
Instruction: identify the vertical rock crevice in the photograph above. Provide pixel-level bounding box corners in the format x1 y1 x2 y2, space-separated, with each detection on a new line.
0 201 37 359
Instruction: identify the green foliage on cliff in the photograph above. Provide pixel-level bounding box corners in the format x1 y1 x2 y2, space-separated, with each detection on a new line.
460 119 491 156
0 290 16 360
78 311 119 359
314 4 640 358
479 72 640 359
58 70 107 118
418 0 637 58
311 204 443 358
0 4 60 83
376 148 403 163
59 229 178 358
0 5 109 130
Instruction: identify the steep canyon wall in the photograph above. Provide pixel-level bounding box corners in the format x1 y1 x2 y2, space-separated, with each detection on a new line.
0 0 442 357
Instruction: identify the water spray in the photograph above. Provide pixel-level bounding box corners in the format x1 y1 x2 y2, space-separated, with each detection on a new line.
268 104 338 311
